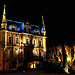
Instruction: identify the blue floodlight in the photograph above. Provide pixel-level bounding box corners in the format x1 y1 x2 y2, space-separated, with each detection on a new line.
17 27 21 31
21 23 24 30
35 26 39 27
32 30 35 33
31 24 34 26
41 27 43 34
8 25 11 29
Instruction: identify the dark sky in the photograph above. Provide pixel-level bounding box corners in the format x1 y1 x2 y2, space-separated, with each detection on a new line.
0 1 75 48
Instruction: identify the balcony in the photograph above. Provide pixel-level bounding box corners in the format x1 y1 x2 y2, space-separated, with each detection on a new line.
7 43 18 46
24 43 34 48
34 46 43 48
24 56 43 61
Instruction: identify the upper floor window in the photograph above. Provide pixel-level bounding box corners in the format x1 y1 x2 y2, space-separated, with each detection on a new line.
26 39 28 44
32 39 36 46
9 37 12 44
39 41 41 47
26 28 29 32
34 40 35 45
15 38 18 44
12 25 16 31
12 28 15 31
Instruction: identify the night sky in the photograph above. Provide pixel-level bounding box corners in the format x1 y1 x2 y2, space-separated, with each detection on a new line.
0 1 75 48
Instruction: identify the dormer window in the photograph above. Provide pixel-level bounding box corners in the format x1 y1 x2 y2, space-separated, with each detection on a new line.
26 27 29 32
24 22 31 33
12 25 16 30
35 29 40 34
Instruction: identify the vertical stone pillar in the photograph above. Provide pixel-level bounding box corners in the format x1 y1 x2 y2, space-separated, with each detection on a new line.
37 37 39 47
5 31 7 46
23 35 26 44
19 35 21 45
0 45 3 71
43 37 47 58
74 48 75 59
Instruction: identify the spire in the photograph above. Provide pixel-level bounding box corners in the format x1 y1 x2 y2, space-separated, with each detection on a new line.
4 5 6 14
2 5 6 22
1 5 7 29
42 15 46 36
42 15 45 31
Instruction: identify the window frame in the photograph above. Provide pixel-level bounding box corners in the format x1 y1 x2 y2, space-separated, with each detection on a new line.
9 36 12 44
15 37 18 44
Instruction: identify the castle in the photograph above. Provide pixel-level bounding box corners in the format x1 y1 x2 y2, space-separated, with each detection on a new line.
0 5 47 70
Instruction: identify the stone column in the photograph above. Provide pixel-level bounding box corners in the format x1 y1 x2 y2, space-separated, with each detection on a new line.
43 37 47 58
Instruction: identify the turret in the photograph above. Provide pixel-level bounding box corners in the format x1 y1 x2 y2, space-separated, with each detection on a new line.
1 5 7 29
42 15 47 58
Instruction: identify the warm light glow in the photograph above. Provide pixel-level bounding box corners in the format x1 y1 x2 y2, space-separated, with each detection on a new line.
67 56 71 62
30 64 36 68
43 37 46 52
64 62 70 74
58 58 61 62
23 36 26 44
16 50 18 54
19 49 22 52
0 5 47 71
30 61 37 68
33 49 38 56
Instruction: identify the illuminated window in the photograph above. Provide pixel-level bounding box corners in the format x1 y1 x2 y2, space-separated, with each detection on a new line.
9 37 11 44
8 50 10 58
34 40 35 45
15 48 19 57
28 61 37 69
33 49 38 56
12 25 16 31
15 38 18 44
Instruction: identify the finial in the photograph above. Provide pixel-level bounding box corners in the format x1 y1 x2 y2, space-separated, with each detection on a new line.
3 5 6 15
42 15 45 31
4 5 6 8
42 15 45 25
